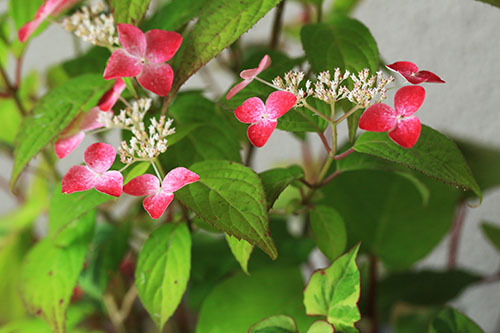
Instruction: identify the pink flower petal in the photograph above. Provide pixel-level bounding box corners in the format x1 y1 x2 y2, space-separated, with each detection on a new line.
415 70 445 83
62 165 96 194
55 131 85 159
137 63 173 96
234 97 266 123
94 171 123 197
117 24 146 58
388 116 421 148
18 20 43 43
394 86 426 117
123 174 160 196
247 119 277 147
103 49 142 80
162 167 200 193
143 192 174 219
80 107 104 131
265 91 297 120
145 30 182 63
386 61 418 76
240 54 271 79
358 103 397 132
225 79 251 100
84 143 116 174
98 78 126 111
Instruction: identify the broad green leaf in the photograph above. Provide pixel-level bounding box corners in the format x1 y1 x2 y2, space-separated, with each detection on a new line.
124 161 151 184
176 160 277 259
354 125 481 199
249 315 298 333
481 222 500 253
135 223 191 329
319 170 458 269
143 0 208 31
169 0 281 97
225 233 253 274
474 0 500 8
307 321 335 333
303 244 361 331
429 307 483 333
8 0 42 30
20 211 95 332
331 0 362 15
110 0 151 25
300 16 379 74
260 165 304 210
278 99 329 133
165 123 202 147
196 267 315 333
310 205 347 261
11 74 111 187
0 99 22 145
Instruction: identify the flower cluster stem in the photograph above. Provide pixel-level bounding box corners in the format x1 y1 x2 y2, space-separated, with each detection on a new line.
334 105 361 125
303 101 331 123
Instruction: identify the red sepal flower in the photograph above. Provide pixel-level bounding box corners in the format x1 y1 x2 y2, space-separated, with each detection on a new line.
358 86 425 148
124 167 200 219
234 91 296 147
18 0 80 42
226 55 271 100
98 78 126 111
62 143 123 197
103 24 182 96
386 61 445 84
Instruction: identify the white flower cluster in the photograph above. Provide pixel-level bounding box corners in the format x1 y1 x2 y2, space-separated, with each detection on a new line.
98 99 176 164
62 0 119 48
273 68 394 108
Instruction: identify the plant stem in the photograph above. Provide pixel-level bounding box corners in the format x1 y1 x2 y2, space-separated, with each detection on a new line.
368 254 378 333
316 2 323 23
254 76 285 91
334 147 355 160
269 0 286 50
330 102 337 156
334 105 361 125
0 65 27 116
448 200 467 268
245 144 255 166
303 101 331 123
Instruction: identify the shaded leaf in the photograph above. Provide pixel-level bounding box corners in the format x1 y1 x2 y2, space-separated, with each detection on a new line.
260 165 304 210
143 0 207 31
310 205 347 261
428 307 483 333
249 315 298 333
481 222 500 253
110 0 151 25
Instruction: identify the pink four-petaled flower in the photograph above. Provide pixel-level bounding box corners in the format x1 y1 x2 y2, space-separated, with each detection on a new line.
226 55 271 100
234 91 297 147
103 24 182 96
386 61 445 84
62 143 123 197
18 0 80 42
358 86 425 148
123 168 200 219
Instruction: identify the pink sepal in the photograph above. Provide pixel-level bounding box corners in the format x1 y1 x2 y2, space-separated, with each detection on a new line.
394 86 426 117
145 30 182 63
234 97 265 123
247 120 277 147
94 171 123 197
137 63 174 96
98 79 126 111
55 132 85 159
358 103 397 132
123 174 160 196
226 79 252 100
265 91 297 119
388 116 421 148
84 143 117 174
103 49 142 80
240 54 271 79
62 165 96 194
162 167 200 193
386 61 445 84
143 192 174 219
117 24 146 58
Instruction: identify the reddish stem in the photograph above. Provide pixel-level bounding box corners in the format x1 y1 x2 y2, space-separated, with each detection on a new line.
333 147 355 160
448 200 467 268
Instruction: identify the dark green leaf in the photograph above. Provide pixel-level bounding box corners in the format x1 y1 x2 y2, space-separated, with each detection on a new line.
142 0 207 31
428 307 483 333
260 165 304 210
226 234 253 274
310 205 347 261
175 160 277 259
354 125 481 199
11 74 111 187
474 0 500 8
135 223 191 329
110 0 151 25
303 244 361 331
331 0 362 15
481 222 500 253
249 315 298 333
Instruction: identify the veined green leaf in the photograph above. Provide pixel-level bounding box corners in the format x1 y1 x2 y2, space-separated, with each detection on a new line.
110 0 151 25
310 205 347 261
249 315 298 333
142 0 208 31
260 165 304 210
225 234 253 274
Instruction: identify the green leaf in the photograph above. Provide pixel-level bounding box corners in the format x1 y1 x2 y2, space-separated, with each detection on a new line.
11 74 111 187
169 0 281 97
310 205 347 261
176 160 277 259
196 267 315 333
124 161 151 184
331 0 362 15
354 125 481 199
142 0 208 31
9 0 42 30
474 0 500 8
318 170 458 269
481 222 500 253
249 315 298 333
225 233 253 275
135 223 191 329
20 211 95 332
307 321 335 333
260 165 304 210
300 16 379 74
303 244 361 331
110 0 151 25
428 307 483 333
277 99 329 133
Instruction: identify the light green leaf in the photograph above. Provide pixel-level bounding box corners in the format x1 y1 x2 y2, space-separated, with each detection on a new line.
124 162 151 184
143 0 208 31
249 315 298 333
11 74 111 187
277 99 329 133
354 125 481 199
303 244 361 331
307 320 335 333
169 0 281 97
135 223 191 329
9 0 42 30
259 165 304 210
331 0 362 15
110 0 151 25
429 307 483 333
20 211 95 332
176 160 277 259
481 222 500 253
0 99 22 145
225 234 253 275
310 205 347 261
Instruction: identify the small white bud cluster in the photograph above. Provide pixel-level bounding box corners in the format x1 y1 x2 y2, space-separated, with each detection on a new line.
312 68 352 103
62 0 119 48
98 99 176 164
346 69 395 107
272 71 306 106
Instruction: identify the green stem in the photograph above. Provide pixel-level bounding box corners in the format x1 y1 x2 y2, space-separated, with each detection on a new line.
0 66 27 116
334 105 361 125
154 159 165 178
330 102 337 156
303 100 331 123
316 2 323 23
254 76 285 91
